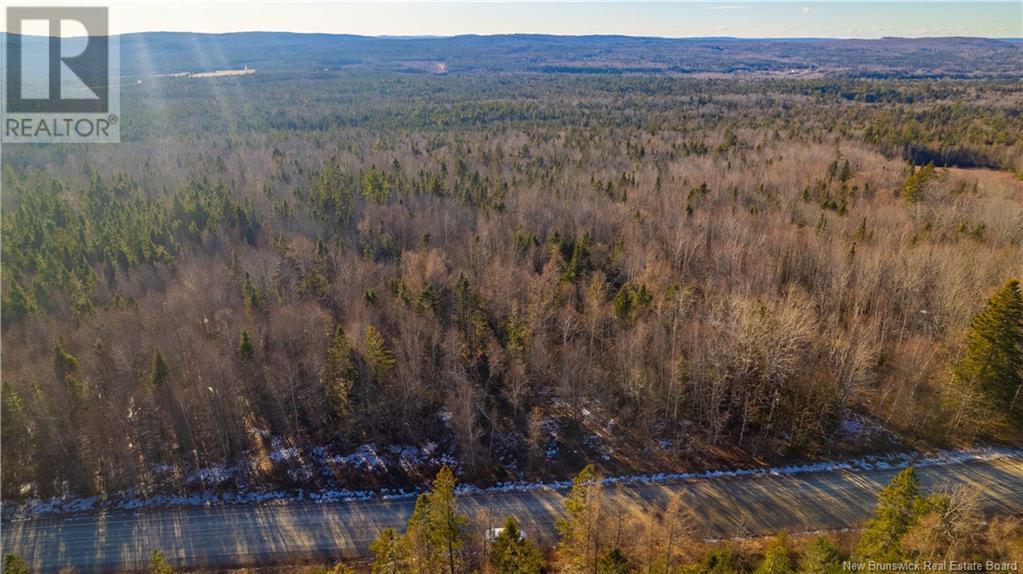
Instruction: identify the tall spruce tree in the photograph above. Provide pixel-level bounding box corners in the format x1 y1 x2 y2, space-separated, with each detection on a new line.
323 325 356 420
855 467 921 562
490 517 543 574
901 162 935 203
364 325 396 376
53 342 86 398
370 528 407 574
951 279 1023 430
150 350 171 388
405 493 436 572
427 466 467 574
557 464 603 574
237 330 255 363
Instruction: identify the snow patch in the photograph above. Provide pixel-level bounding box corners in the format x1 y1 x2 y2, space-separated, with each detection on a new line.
268 447 300 463
187 465 234 485
542 418 560 459
327 444 387 472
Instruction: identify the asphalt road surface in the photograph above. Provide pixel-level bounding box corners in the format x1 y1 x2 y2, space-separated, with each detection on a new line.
4 456 1023 572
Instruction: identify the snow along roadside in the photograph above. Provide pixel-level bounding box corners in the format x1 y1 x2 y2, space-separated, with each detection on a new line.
4 446 1021 520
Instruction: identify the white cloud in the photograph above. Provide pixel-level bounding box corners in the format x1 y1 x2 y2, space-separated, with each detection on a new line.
802 6 812 15
704 5 751 11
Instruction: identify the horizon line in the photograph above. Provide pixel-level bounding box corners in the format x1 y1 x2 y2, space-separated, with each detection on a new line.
3 30 1021 41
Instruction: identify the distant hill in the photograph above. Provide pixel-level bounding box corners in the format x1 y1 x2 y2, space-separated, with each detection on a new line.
102 33 1023 78
1 32 1018 78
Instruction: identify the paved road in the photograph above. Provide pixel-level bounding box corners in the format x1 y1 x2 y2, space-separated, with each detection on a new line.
4 457 1023 572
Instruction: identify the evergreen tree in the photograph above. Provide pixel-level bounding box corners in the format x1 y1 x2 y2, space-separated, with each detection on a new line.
597 548 631 574
405 493 436 572
504 309 529 358
237 330 255 363
150 350 171 388
839 159 851 184
310 159 353 222
323 325 356 419
613 285 633 322
826 154 840 182
370 528 407 574
797 536 842 574
557 464 603 574
561 234 591 283
149 550 175 574
364 325 396 376
612 283 652 322
3 281 40 321
427 466 467 574
755 533 793 574
855 217 871 242
452 273 479 335
2 554 30 574
362 169 391 203
490 517 543 574
686 545 738 574
415 284 440 315
241 272 262 311
301 240 332 299
53 342 86 398
855 467 920 562
147 347 195 452
950 279 1023 429
901 162 935 203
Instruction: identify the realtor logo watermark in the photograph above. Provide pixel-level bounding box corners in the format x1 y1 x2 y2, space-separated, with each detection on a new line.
2 6 119 143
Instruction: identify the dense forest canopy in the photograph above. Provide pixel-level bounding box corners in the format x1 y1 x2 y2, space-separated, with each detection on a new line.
2 39 1022 504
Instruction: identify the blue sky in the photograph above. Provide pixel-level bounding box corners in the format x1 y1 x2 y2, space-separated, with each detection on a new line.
4 1 1022 38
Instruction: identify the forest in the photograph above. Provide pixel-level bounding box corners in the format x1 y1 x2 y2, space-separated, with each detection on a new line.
2 64 1022 506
